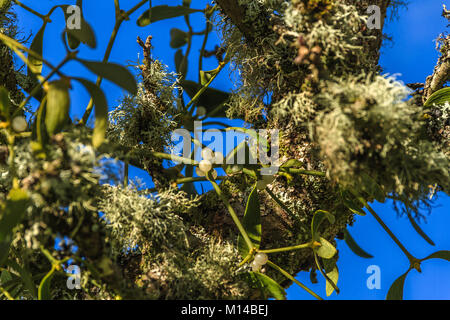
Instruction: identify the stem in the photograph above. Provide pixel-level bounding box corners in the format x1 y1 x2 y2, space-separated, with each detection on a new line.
14 0 46 20
279 167 326 177
80 0 149 124
198 19 210 82
123 162 129 187
175 176 226 184
0 286 14 300
185 60 227 110
266 260 323 300
208 177 254 251
353 191 416 262
259 242 313 254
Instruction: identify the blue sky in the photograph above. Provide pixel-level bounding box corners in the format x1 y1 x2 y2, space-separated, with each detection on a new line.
14 0 450 300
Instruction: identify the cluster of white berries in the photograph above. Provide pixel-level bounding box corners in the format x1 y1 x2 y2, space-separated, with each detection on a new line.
251 252 269 272
196 148 224 178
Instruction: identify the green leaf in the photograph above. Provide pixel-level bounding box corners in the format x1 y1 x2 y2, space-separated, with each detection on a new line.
45 80 71 136
406 212 435 246
341 190 366 216
237 184 261 257
74 78 108 148
343 229 373 258
174 49 187 78
200 69 216 86
170 28 188 48
422 250 450 262
325 266 339 297
77 59 137 95
250 272 286 300
137 5 202 27
38 267 55 300
311 210 335 240
181 80 230 117
386 270 410 300
424 87 450 107
0 86 10 119
60 5 96 48
281 159 304 168
0 188 31 265
315 237 337 259
6 260 36 298
361 173 385 203
0 188 31 242
28 22 46 76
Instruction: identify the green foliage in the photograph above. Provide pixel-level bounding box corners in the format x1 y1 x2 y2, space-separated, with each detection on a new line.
0 0 448 301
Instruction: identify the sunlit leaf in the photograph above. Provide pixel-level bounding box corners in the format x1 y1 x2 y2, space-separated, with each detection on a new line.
28 23 46 76
315 237 336 259
73 78 108 148
45 80 71 136
325 266 339 296
424 87 450 107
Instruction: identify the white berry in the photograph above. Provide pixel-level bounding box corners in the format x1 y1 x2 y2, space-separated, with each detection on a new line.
254 252 268 265
201 148 214 161
195 167 206 177
11 116 27 132
251 260 261 272
213 151 224 164
199 159 212 173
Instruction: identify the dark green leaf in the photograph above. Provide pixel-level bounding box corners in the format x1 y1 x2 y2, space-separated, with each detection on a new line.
311 210 335 240
73 78 108 148
60 5 96 48
28 23 46 76
343 229 373 258
250 272 286 300
386 270 410 300
77 59 137 95
422 250 450 262
137 5 202 27
0 86 10 119
406 212 435 246
424 87 450 107
170 28 188 48
6 260 36 298
174 49 187 77
181 80 229 117
238 184 261 257
361 173 385 203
